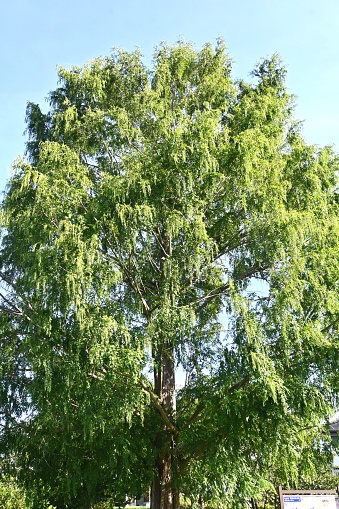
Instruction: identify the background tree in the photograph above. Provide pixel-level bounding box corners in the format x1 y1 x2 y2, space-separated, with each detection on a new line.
1 41 339 508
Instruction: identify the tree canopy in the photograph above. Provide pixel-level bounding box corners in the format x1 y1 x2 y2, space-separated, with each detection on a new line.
1 40 339 509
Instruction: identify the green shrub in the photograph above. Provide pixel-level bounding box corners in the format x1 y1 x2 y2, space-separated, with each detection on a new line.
0 477 28 509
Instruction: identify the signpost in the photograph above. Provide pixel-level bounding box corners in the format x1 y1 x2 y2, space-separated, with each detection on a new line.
279 487 339 509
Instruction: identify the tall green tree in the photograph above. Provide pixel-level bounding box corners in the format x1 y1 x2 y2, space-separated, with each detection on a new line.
1 40 339 508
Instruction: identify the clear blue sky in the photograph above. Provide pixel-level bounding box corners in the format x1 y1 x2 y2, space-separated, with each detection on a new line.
1 0 339 193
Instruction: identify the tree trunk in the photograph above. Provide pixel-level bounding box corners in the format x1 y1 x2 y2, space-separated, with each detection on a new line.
151 447 179 509
151 348 179 509
198 494 204 509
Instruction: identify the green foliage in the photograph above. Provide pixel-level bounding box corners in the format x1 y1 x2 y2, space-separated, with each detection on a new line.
1 40 339 508
0 459 56 509
0 477 27 509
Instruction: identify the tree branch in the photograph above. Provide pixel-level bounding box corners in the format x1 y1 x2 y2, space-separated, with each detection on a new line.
139 378 178 437
87 367 178 436
195 261 266 313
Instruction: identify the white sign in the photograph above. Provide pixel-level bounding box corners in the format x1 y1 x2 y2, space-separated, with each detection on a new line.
283 495 337 509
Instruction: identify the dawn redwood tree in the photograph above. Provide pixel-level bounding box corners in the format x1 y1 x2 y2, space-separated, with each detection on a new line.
1 41 339 508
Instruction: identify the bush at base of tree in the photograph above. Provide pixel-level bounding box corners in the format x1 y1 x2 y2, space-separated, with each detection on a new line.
0 476 27 509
